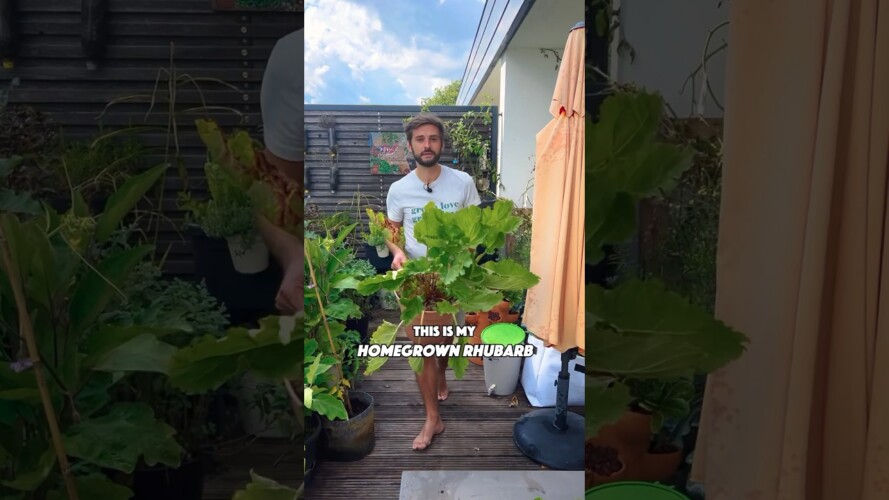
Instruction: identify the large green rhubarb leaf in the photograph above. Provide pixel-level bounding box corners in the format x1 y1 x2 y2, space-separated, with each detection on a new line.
586 281 748 378
169 314 303 394
63 403 182 473
46 475 133 500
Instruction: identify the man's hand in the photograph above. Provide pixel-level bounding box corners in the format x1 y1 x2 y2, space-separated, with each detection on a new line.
391 249 408 270
276 261 302 314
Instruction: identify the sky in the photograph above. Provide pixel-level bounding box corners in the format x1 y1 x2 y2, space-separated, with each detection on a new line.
304 0 486 105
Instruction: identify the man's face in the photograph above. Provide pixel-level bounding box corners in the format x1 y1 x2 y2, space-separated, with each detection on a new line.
409 123 443 168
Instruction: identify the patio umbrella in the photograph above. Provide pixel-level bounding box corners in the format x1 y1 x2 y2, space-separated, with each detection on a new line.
513 21 585 471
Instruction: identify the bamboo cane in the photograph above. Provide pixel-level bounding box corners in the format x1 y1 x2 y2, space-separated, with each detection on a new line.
303 246 353 417
0 227 79 500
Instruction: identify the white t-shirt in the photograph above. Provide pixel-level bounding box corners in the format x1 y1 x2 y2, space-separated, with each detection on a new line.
387 165 481 258
261 30 304 161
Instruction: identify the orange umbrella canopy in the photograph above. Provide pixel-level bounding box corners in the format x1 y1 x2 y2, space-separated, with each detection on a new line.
522 24 585 354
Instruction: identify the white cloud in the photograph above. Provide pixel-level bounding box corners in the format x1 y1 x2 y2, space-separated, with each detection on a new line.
305 0 465 103
359 95 371 103
304 64 330 102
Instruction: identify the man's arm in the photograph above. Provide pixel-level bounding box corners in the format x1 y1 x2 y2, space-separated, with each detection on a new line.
256 214 302 314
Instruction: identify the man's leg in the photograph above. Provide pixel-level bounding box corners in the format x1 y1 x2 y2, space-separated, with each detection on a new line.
436 355 449 401
413 356 445 450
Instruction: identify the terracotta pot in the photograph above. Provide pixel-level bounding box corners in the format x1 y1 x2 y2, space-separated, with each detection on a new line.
594 410 653 455
639 445 684 482
406 310 460 346
587 410 654 479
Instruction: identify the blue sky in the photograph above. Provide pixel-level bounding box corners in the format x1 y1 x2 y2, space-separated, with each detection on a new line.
304 0 485 105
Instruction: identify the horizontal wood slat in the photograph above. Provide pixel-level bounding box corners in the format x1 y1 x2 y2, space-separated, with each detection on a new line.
2 3 301 279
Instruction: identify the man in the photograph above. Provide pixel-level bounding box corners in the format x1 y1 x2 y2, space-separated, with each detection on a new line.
257 29 303 314
385 113 481 450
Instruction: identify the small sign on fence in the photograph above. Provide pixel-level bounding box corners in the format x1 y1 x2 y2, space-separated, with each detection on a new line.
369 132 412 175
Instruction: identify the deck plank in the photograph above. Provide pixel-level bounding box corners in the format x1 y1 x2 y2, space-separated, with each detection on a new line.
202 308 583 499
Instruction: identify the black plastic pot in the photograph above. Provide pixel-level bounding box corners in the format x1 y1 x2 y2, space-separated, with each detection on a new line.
363 242 393 274
191 227 281 325
305 413 322 487
131 456 204 500
321 391 375 462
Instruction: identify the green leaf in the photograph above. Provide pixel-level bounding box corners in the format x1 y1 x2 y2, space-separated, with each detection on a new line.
363 321 400 376
63 403 183 473
74 372 115 418
586 281 748 378
0 190 40 215
0 156 24 178
169 314 303 394
481 259 541 290
448 355 469 380
307 392 348 421
46 475 133 500
95 163 165 242
408 356 424 373
68 245 154 336
232 470 299 500
585 377 633 438
82 325 186 368
0 448 54 491
91 334 177 374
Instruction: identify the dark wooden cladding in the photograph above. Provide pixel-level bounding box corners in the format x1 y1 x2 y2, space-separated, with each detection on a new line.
304 106 497 253
1 0 302 278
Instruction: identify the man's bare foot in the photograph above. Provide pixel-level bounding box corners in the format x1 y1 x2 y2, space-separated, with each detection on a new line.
412 418 445 450
438 376 449 401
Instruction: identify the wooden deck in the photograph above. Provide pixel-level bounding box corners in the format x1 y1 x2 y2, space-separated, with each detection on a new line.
305 310 583 499
201 309 582 499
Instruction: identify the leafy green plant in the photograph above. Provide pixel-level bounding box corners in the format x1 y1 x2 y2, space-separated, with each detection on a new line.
45 136 147 203
357 200 540 377
624 376 695 434
584 89 749 438
303 339 347 422
0 165 186 499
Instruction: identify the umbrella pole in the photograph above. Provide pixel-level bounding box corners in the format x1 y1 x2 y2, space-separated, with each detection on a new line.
513 345 584 470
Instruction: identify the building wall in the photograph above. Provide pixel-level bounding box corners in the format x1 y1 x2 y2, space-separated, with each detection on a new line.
0 0 300 277
615 0 728 118
497 47 562 207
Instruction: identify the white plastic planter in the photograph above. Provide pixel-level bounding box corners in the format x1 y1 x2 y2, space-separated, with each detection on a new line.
235 373 289 438
375 244 390 258
226 236 269 274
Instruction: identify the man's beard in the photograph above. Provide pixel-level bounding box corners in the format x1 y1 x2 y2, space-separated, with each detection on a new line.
413 148 441 167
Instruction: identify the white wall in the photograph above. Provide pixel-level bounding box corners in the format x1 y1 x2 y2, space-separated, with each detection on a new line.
496 47 561 207
615 0 729 118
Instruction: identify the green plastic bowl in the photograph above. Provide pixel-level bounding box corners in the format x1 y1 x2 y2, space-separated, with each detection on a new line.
480 323 525 345
586 482 690 499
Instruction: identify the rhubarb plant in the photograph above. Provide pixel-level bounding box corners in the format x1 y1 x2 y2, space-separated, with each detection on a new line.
585 89 749 437
357 199 540 377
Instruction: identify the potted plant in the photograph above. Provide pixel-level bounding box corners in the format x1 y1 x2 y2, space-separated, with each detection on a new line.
182 161 269 274
318 114 336 152
356 199 540 378
342 258 376 343
94 241 233 499
584 89 749 479
304 227 375 461
362 208 404 273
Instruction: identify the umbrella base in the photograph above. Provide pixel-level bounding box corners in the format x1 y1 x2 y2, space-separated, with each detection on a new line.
513 408 584 470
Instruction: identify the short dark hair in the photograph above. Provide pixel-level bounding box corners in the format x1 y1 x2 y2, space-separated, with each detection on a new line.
404 113 446 143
